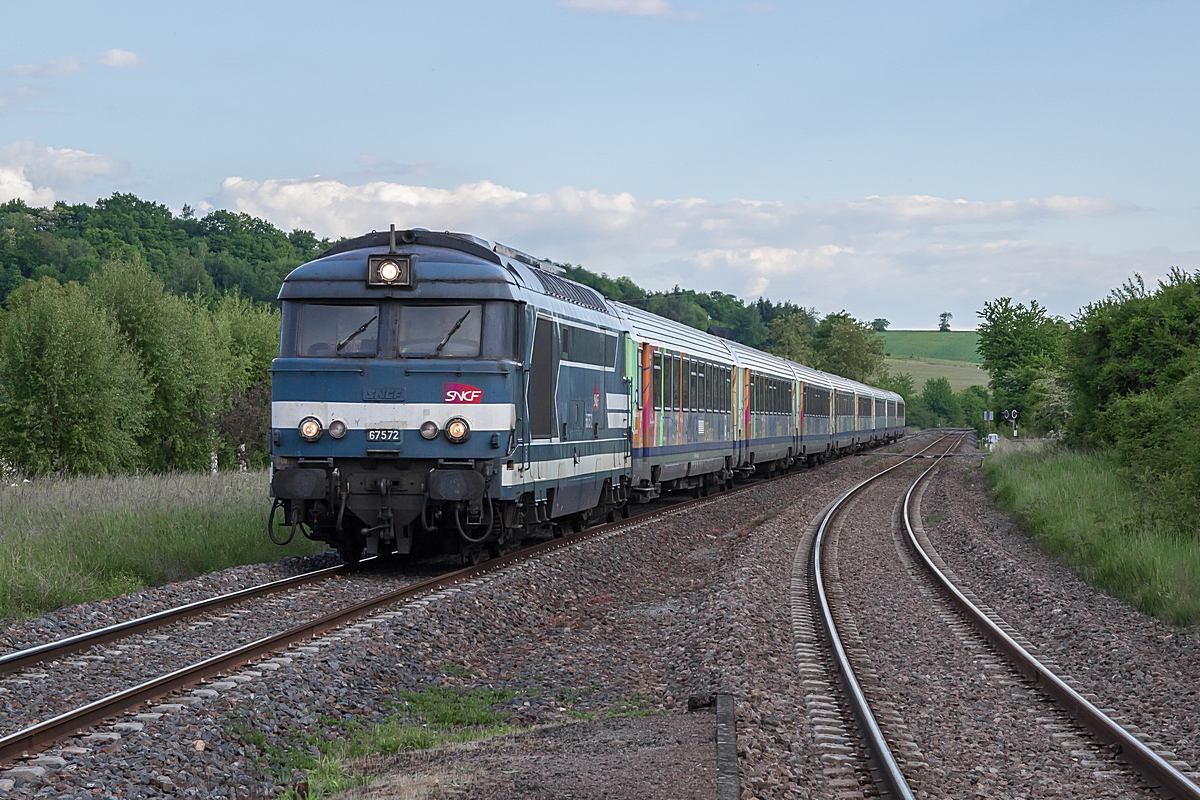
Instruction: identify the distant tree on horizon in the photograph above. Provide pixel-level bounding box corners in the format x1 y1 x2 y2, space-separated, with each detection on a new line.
938 311 953 332
870 318 890 332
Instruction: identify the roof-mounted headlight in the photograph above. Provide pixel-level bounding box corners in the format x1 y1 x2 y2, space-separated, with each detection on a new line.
368 255 412 287
445 417 470 443
299 416 323 442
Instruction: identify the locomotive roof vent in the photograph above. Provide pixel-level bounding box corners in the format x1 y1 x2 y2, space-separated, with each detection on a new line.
531 268 608 313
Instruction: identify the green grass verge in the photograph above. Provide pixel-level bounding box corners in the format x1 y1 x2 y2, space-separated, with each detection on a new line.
986 441 1200 627
0 470 323 622
883 330 981 363
246 687 517 800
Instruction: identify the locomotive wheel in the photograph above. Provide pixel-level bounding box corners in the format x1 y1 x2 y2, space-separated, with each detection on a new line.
338 534 366 567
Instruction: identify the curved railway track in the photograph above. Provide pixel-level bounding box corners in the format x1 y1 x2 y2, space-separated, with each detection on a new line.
808 432 1200 800
0 434 928 766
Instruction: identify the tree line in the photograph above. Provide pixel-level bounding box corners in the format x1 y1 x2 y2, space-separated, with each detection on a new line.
1 192 949 476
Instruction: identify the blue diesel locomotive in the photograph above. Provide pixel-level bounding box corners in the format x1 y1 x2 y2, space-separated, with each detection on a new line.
268 228 904 562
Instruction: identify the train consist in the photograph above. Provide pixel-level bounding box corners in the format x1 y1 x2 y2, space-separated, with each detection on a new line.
268 228 905 562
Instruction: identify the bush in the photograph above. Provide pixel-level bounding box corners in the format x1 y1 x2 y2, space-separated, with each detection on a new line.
1098 366 1200 521
0 278 148 475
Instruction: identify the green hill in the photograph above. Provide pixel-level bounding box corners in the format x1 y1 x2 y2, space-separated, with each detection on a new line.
883 330 981 364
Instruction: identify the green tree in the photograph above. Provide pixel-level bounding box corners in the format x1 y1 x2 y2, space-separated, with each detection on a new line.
89 259 228 471
560 264 646 304
1065 270 1200 443
0 278 148 474
919 377 961 426
211 292 281 466
643 290 710 332
938 311 953 332
976 298 1065 382
765 311 817 365
955 385 991 436
875 368 915 402
811 313 885 383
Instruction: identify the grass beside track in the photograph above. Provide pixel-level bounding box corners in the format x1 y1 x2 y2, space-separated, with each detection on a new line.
246 687 518 799
0 470 323 622
986 441 1200 627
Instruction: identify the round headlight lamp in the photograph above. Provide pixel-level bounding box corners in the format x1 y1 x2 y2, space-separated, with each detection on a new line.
298 416 323 442
378 260 401 282
419 420 439 440
445 417 471 443
328 420 347 439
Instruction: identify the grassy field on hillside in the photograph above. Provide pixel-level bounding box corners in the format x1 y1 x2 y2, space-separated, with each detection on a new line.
883 330 981 363
0 471 323 621
885 357 988 392
987 441 1200 627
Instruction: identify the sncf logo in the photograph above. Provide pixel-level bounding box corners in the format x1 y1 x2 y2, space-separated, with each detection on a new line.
443 382 483 404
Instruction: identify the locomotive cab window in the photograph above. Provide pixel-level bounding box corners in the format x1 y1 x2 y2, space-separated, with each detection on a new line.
397 304 482 358
296 304 379 358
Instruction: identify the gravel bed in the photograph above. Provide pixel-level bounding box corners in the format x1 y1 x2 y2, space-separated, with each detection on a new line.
335 712 719 799
0 439 933 799
0 561 450 739
0 552 342 657
830 456 1153 798
921 456 1200 776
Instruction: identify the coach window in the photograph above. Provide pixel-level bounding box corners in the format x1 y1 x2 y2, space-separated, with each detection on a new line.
297 304 379 358
689 360 698 411
687 359 695 412
653 352 663 411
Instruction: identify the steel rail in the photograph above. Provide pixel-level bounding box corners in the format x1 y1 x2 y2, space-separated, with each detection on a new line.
811 434 959 800
0 564 347 676
902 444 1200 800
0 437 919 764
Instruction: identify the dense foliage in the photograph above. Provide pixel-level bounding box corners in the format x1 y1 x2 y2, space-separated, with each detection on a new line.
0 194 328 305
1064 270 1200 518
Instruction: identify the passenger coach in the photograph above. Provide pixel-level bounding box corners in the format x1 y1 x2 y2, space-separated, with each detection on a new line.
268 228 904 563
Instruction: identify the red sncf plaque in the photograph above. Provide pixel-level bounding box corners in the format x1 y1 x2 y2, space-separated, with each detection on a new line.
443 382 484 403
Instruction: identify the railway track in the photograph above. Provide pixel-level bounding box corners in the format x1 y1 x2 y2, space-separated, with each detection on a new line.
806 432 1200 799
0 434 926 766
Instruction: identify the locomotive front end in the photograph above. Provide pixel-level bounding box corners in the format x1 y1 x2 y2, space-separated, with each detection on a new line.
269 230 521 563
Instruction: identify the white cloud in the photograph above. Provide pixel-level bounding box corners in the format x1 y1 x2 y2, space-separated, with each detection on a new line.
97 49 143 68
211 173 1176 327
1 56 82 78
560 0 676 16
0 141 122 205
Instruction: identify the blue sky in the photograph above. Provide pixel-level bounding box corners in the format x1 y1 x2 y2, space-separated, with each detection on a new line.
2 0 1197 328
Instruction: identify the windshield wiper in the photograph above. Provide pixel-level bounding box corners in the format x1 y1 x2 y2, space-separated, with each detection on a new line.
336 315 377 353
434 309 472 356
